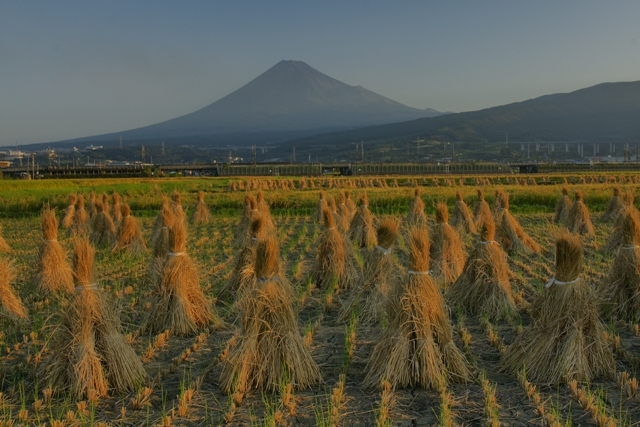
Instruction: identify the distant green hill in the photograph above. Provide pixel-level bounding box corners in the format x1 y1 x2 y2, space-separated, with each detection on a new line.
279 81 640 148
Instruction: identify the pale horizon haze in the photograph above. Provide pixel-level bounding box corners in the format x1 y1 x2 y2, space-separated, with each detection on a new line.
1 1 639 145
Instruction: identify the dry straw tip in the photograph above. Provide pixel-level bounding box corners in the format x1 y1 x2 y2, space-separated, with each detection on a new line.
477 189 485 200
250 215 267 238
621 208 640 246
172 191 181 205
455 191 463 201
68 194 77 205
197 190 205 201
574 191 584 202
169 217 187 252
613 187 621 197
42 206 59 240
435 203 449 224
376 218 400 248
409 227 430 272
121 204 131 217
322 208 335 229
554 230 582 282
562 187 569 196
480 216 496 241
72 237 97 286
255 236 280 278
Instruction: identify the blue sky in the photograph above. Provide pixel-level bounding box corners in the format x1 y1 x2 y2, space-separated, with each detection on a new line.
2 1 639 144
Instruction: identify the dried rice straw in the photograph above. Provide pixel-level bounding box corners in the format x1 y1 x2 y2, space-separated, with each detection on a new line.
364 227 471 389
219 236 321 393
502 230 614 385
447 218 518 322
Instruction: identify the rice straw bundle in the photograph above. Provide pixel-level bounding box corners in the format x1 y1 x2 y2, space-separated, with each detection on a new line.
112 204 147 256
450 191 477 234
256 191 275 232
34 207 74 294
495 193 541 254
101 193 111 218
152 201 174 259
112 193 123 224
364 228 470 389
566 191 595 236
0 257 28 320
344 191 357 217
348 192 377 249
145 219 215 336
336 192 353 232
553 187 572 224
86 191 97 218
502 231 614 385
190 191 211 225
599 208 640 322
341 218 402 324
492 189 509 218
90 202 116 247
0 226 10 253
602 187 626 223
46 238 147 399
61 194 77 229
235 196 265 248
310 209 359 292
406 189 427 228
604 193 637 252
220 236 321 393
221 215 268 299
72 194 90 236
313 192 327 223
235 195 256 235
150 196 170 248
447 218 518 322
474 189 492 230
430 203 466 284
171 191 186 225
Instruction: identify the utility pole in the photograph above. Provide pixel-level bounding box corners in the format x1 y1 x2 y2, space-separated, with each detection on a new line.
141 145 145 163
161 141 165 156
251 145 256 166
361 141 364 163
292 147 296 163
413 137 424 155
119 136 123 150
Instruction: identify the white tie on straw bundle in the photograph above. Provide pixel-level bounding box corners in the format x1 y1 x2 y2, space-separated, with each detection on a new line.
622 244 639 250
75 283 99 292
545 276 580 288
168 252 185 257
480 240 498 245
408 270 431 275
376 245 392 255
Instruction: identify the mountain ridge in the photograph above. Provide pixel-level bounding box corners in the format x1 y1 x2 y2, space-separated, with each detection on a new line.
52 60 442 144
275 80 640 149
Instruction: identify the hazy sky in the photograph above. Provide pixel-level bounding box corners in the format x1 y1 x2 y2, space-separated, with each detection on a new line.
2 1 639 145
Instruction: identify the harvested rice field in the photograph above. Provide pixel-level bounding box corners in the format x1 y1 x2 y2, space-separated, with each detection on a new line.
0 174 639 426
